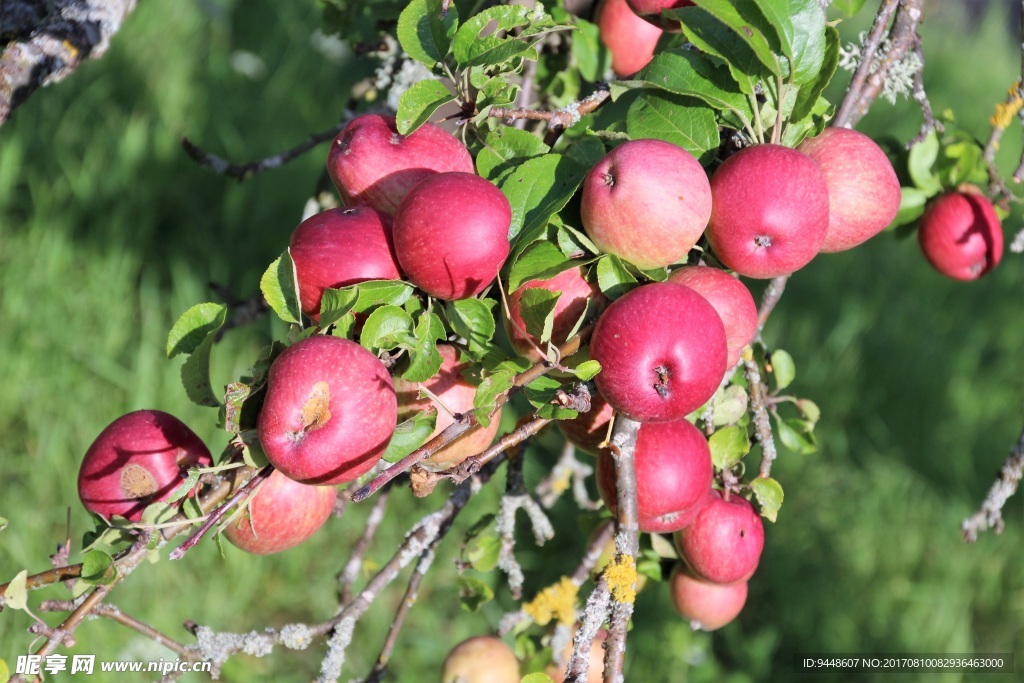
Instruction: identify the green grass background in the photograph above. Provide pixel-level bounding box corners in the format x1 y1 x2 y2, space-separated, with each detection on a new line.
0 0 1022 681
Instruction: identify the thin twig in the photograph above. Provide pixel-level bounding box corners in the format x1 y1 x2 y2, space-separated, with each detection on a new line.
756 275 789 335
487 84 610 147
181 121 347 182
169 464 274 561
907 43 942 146
536 441 600 510
39 602 197 660
362 522 444 683
962 426 1024 542
0 565 83 597
338 485 393 604
602 416 641 683
352 325 593 502
743 348 777 479
834 0 899 127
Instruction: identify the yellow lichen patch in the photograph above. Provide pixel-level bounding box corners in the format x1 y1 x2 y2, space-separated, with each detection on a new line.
550 469 571 495
991 85 1023 129
523 576 578 626
604 554 637 605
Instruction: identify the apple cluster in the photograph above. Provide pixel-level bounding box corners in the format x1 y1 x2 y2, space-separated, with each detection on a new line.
75 103 906 635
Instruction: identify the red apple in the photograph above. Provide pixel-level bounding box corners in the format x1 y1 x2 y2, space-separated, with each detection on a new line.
706 144 830 279
257 336 397 485
918 188 1004 281
668 266 758 368
590 282 727 423
674 490 764 584
505 267 605 363
327 114 474 215
797 127 901 253
441 636 520 683
669 563 747 631
223 469 336 555
596 418 713 533
626 0 693 30
581 139 712 269
393 172 511 300
596 0 663 77
393 344 503 471
289 207 402 321
77 410 212 522
558 389 614 455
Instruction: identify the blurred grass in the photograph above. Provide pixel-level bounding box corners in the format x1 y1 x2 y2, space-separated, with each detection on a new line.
0 0 1023 681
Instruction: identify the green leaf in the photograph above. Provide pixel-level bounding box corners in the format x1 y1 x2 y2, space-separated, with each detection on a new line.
790 25 838 122
457 575 494 612
81 550 117 585
346 280 416 313
613 49 753 127
556 222 600 258
773 413 817 454
753 0 827 85
476 127 550 181
713 385 749 426
383 410 438 463
3 570 27 610
649 532 678 559
936 135 988 189
627 91 719 162
595 255 638 300
0 657 9 682
709 426 751 470
360 305 415 351
317 286 359 328
571 17 611 82
167 303 228 358
687 0 783 79
453 5 543 67
403 312 446 382
672 9 759 94
770 349 795 391
396 79 455 135
574 360 602 381
167 469 201 503
463 515 502 572
908 130 942 194
750 477 784 522
446 298 497 356
0 516 8 533
508 241 575 292
261 251 302 325
396 0 459 68
832 0 868 16
521 674 556 683
473 369 515 427
637 549 664 581
500 153 591 243
890 186 928 229
168 303 228 408
518 289 560 344
224 381 250 434
796 398 821 425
